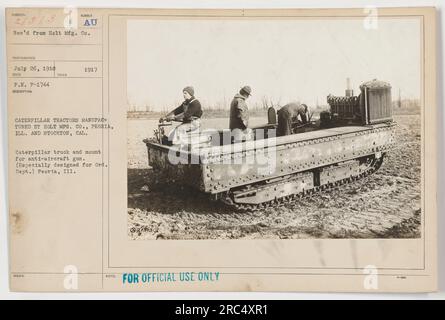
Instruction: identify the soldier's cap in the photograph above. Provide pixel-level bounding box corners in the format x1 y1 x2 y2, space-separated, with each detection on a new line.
240 86 252 96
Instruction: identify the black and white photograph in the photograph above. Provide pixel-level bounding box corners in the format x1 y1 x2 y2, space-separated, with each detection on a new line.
2 3 441 296
126 17 422 240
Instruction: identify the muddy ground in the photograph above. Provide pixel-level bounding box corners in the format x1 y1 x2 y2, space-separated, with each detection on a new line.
128 114 421 240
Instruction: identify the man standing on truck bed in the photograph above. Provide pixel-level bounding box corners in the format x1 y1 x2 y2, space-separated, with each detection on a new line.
229 85 252 141
277 103 309 136
162 86 203 145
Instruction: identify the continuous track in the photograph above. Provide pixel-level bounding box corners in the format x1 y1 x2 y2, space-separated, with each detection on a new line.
223 155 384 212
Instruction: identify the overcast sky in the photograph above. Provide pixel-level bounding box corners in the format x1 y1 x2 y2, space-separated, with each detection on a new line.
127 18 420 111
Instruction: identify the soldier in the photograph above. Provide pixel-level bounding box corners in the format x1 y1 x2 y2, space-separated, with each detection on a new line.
161 86 203 145
277 103 309 136
229 86 252 141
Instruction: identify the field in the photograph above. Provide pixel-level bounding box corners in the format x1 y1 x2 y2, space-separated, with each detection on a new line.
127 114 421 240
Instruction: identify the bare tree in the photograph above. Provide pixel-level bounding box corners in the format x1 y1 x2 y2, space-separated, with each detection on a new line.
261 95 282 110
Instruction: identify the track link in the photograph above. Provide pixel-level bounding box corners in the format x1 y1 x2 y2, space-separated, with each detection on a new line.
224 155 384 212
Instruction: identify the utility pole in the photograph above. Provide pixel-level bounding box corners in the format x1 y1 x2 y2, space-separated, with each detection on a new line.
398 88 402 108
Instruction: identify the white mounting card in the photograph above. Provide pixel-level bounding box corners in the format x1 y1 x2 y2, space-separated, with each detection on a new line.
6 7 437 292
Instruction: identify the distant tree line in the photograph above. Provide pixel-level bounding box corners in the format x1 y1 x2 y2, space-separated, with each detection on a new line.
127 97 420 118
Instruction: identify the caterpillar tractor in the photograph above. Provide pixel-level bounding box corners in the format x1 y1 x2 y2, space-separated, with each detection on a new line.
143 79 396 211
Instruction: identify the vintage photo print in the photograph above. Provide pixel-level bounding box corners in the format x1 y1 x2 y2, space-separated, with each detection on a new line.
127 17 422 241
7 7 436 292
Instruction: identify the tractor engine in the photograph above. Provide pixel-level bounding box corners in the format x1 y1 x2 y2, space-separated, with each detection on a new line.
322 79 393 127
